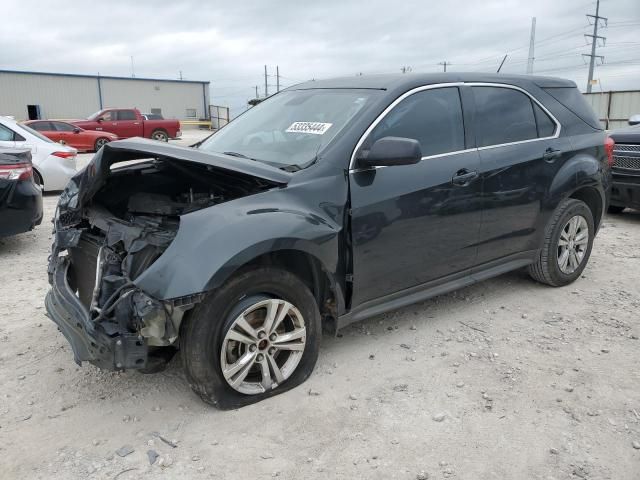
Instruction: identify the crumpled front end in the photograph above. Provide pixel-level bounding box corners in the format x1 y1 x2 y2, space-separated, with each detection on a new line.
46 204 191 369
45 140 282 370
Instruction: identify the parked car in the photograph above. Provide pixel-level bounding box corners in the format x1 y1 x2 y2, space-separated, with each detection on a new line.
23 120 118 152
46 73 610 409
606 115 640 213
72 108 180 142
0 148 43 237
142 113 164 120
0 116 77 191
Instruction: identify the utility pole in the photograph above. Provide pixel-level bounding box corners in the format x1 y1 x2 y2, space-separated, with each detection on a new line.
255 86 259 99
438 61 451 72
179 70 183 81
583 0 607 93
130 56 135 78
526 17 536 74
400 66 412 74
276 65 280 92
264 65 268 97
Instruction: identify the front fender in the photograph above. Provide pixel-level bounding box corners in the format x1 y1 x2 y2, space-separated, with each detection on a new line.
134 200 342 300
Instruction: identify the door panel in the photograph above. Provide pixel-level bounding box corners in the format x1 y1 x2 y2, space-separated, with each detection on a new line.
470 84 569 265
116 110 143 138
350 150 482 306
475 137 573 264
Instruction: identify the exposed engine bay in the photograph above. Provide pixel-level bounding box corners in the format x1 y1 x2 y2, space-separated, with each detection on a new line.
48 141 285 369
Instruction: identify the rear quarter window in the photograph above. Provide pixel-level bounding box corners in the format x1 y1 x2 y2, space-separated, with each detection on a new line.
543 87 602 130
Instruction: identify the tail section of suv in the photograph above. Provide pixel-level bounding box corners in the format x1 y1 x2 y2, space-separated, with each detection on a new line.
46 73 610 408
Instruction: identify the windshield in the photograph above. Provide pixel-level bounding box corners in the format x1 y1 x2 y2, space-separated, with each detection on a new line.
87 110 105 120
17 123 55 143
199 89 377 169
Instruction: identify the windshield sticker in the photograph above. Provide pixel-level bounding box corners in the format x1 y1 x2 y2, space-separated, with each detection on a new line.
286 122 333 135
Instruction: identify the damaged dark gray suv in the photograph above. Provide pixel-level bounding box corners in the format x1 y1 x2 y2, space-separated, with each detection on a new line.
47 73 611 408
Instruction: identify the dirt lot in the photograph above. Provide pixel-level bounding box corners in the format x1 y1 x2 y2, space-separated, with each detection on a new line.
1 132 639 479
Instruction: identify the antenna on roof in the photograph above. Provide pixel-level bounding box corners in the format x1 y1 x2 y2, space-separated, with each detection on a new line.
497 54 508 73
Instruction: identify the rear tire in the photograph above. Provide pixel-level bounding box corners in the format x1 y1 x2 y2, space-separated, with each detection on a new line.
151 130 169 142
528 198 594 287
180 267 321 409
607 205 625 214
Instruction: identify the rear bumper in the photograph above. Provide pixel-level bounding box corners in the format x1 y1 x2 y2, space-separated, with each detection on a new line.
610 170 640 210
0 179 43 237
46 255 148 370
171 130 182 139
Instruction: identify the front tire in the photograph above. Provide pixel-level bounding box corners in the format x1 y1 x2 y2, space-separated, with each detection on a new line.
151 130 169 142
181 267 321 409
529 198 595 287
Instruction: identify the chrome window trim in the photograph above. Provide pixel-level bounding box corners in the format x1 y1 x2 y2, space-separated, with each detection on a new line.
348 82 464 170
349 81 562 172
469 82 561 150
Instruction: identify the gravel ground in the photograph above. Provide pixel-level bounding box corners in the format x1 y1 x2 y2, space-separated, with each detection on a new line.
1 131 639 479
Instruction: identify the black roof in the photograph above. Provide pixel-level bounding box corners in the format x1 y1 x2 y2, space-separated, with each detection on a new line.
290 72 575 91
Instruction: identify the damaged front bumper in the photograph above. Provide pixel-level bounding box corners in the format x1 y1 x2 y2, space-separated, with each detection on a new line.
46 255 148 370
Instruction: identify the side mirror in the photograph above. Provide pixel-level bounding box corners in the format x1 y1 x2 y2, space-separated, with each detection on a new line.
97 118 104 123
357 136 422 168
73 128 81 133
629 114 640 126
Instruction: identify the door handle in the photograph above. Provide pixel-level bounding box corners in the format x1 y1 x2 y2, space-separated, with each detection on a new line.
452 169 479 186
543 148 562 162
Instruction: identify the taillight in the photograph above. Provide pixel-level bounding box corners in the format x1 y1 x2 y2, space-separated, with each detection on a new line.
52 151 76 159
0 163 33 181
605 137 615 167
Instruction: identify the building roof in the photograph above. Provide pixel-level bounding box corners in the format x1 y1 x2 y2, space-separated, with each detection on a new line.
0 69 209 85
290 72 576 91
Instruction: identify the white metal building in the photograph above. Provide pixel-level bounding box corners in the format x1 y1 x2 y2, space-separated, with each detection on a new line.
0 70 210 121
583 90 640 130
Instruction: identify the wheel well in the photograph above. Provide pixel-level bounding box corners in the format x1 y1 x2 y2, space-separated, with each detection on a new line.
570 187 603 229
242 250 338 326
32 167 43 186
152 128 168 135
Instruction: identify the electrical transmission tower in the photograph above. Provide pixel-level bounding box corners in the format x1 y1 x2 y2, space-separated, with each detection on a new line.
583 0 607 93
438 61 451 72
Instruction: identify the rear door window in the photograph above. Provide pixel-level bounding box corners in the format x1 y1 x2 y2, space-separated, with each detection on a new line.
52 122 75 132
472 87 538 147
117 110 137 121
30 121 53 131
368 87 465 157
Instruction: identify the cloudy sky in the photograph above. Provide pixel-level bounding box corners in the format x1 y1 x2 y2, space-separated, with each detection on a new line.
1 0 638 116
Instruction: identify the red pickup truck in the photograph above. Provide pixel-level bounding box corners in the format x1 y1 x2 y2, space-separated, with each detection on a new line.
72 108 181 142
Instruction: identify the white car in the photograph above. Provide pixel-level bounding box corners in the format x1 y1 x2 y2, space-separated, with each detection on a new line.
0 116 77 191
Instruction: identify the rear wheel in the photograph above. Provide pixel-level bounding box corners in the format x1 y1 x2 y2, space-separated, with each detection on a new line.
94 137 110 151
529 198 595 287
181 267 321 409
607 205 625 214
151 130 169 142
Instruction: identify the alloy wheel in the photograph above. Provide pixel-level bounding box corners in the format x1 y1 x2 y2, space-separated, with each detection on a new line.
557 214 589 274
152 131 168 142
220 298 306 395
